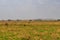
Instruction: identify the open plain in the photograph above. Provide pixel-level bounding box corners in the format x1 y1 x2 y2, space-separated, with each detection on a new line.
0 20 60 40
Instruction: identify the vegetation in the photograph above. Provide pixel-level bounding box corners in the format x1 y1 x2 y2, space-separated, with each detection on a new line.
0 20 60 40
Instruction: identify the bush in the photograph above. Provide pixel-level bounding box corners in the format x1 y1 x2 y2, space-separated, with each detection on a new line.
5 23 8 26
21 38 29 40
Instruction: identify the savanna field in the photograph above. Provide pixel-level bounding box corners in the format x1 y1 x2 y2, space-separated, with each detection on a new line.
0 20 60 40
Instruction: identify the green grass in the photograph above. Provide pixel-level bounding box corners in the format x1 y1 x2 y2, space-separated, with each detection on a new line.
0 21 60 40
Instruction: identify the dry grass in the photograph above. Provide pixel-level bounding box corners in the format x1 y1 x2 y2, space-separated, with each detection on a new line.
0 21 60 40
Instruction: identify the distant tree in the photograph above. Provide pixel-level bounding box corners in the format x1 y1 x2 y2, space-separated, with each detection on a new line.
28 20 32 23
7 19 12 21
16 19 21 21
34 19 42 21
29 20 32 22
57 19 60 21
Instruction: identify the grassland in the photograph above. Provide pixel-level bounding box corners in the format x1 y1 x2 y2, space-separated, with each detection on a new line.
0 20 60 40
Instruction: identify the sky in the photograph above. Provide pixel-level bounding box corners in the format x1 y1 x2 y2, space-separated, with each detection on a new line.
0 0 60 20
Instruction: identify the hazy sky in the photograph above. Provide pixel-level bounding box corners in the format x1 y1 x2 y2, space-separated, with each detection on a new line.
0 0 60 20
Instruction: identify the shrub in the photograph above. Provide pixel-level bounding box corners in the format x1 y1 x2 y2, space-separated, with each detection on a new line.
5 23 8 26
21 38 29 40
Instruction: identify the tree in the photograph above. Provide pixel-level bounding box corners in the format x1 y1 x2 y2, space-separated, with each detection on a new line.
57 19 60 21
